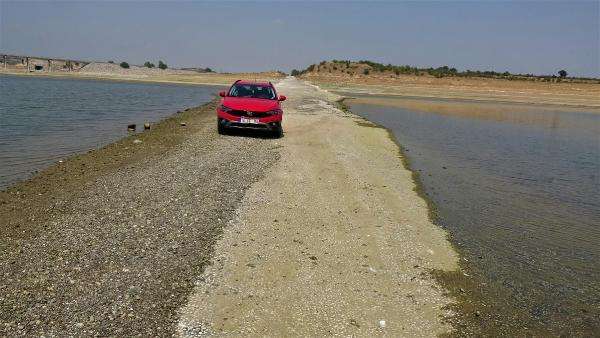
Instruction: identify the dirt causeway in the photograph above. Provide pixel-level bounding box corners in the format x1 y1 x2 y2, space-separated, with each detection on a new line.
1 78 459 337
177 78 458 336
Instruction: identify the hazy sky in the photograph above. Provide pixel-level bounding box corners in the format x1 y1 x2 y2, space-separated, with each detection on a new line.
1 1 598 77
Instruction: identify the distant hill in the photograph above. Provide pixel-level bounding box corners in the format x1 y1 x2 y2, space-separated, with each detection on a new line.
293 60 600 84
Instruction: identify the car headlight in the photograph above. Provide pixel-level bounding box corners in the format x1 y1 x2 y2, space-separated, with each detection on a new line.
265 109 281 115
220 105 233 113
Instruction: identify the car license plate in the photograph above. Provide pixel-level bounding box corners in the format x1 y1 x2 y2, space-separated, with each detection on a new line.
240 117 259 124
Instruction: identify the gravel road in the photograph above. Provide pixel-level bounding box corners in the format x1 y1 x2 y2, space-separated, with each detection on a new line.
1 78 459 337
0 100 280 336
178 78 459 337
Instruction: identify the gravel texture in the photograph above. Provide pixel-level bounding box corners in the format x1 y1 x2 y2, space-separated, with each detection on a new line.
178 78 459 337
0 100 280 337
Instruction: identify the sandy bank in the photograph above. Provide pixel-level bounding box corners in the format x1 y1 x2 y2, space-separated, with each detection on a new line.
0 67 285 87
178 78 459 336
304 74 600 109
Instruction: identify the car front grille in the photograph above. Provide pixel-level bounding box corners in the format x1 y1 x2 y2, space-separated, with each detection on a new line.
228 110 270 118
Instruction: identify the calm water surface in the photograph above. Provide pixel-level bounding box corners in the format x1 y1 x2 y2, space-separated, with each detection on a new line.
0 75 221 189
348 98 600 334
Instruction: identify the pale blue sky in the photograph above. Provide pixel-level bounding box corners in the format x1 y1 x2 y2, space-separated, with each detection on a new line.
1 1 598 77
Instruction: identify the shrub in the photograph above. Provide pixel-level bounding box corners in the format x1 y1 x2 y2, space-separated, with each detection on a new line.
291 69 301 76
205 67 213 73
158 60 167 70
363 69 370 75
558 70 567 78
108 60 114 64
144 61 155 68
120 62 130 69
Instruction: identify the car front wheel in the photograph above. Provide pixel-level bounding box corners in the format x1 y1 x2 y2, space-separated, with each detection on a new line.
273 125 283 138
217 121 226 135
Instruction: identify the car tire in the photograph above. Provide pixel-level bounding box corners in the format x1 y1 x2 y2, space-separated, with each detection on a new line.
217 122 226 135
273 125 283 138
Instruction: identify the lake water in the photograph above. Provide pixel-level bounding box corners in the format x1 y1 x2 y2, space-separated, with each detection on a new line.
347 97 600 334
0 75 221 189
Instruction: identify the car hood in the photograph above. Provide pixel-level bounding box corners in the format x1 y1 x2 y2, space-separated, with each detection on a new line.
222 97 279 112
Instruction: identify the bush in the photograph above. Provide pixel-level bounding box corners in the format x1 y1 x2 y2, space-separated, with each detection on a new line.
108 60 114 64
158 60 167 70
120 62 130 69
205 67 213 73
291 69 301 76
144 61 155 68
363 69 370 75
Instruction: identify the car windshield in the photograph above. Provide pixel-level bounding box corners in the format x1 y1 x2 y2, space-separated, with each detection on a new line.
228 84 276 100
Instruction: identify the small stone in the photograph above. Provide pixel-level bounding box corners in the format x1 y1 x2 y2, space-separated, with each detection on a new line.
133 139 142 144
144 123 151 130
180 122 187 127
475 311 481 317
75 322 84 328
379 320 386 328
127 124 136 131
459 288 466 293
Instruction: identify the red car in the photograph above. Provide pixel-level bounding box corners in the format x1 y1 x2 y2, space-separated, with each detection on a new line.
217 80 286 137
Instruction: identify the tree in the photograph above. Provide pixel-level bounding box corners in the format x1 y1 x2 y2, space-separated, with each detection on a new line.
558 70 567 78
158 60 168 70
291 69 300 76
120 62 130 69
108 60 114 64
205 67 213 73
144 61 155 68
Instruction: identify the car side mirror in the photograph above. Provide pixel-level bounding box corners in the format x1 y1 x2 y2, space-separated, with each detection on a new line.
279 95 286 101
219 91 226 97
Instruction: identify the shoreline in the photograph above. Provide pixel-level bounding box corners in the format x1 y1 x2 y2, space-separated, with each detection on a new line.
0 69 283 88
0 94 283 336
337 97 485 334
1 98 217 234
339 94 598 336
305 77 600 110
337 90 600 113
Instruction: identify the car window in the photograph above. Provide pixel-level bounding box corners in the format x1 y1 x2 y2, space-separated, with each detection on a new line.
228 84 276 100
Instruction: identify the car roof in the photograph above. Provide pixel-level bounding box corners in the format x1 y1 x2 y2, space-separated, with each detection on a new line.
233 80 273 87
